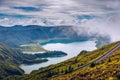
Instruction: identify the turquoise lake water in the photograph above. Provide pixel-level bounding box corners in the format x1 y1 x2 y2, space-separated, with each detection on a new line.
20 40 96 74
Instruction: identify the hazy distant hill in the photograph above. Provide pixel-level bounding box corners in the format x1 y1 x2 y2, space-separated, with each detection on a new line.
0 25 72 47
0 25 110 48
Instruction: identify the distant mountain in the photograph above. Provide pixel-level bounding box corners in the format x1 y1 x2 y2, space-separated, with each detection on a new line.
0 25 110 48
10 41 120 80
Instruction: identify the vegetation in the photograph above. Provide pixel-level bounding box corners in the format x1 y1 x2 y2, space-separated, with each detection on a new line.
77 50 88 56
52 42 120 80
0 43 48 79
20 43 47 52
0 42 68 80
35 51 67 58
9 41 120 80
90 62 96 67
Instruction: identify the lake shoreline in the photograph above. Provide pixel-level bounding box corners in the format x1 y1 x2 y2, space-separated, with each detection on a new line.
20 40 97 74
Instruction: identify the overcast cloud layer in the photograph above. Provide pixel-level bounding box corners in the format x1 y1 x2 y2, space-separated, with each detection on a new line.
0 0 119 26
0 0 120 41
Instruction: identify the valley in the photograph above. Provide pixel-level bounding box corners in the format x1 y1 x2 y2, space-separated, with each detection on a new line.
6 41 120 80
0 0 119 80
0 25 111 79
0 25 110 48
0 25 115 80
20 40 96 74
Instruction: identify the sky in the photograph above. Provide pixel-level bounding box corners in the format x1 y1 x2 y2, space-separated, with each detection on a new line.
0 0 119 26
0 0 120 41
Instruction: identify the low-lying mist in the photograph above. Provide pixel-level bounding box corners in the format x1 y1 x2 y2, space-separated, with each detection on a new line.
70 14 120 43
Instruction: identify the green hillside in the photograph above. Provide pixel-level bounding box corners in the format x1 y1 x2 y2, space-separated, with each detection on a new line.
9 41 120 80
52 42 120 80
0 43 48 79
20 43 47 52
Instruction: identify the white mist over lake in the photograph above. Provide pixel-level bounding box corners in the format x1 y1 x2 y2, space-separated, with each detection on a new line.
20 41 96 74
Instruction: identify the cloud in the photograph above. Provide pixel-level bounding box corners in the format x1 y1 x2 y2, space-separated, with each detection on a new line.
1 0 119 20
70 13 120 42
0 0 120 41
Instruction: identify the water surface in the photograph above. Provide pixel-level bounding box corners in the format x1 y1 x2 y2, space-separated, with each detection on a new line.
20 41 96 74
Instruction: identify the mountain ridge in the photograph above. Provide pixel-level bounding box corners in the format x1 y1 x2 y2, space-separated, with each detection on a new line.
0 25 110 48
0 42 48 79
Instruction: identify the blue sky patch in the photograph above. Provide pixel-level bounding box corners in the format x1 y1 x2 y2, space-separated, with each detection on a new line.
12 6 41 12
0 13 32 18
77 15 95 20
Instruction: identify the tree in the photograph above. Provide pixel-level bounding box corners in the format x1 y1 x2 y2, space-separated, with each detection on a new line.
108 58 111 62
90 62 96 67
65 66 74 74
74 58 78 63
116 73 120 79
46 71 53 77
68 66 74 73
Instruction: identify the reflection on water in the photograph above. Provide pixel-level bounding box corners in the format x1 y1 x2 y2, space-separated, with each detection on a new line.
20 41 96 74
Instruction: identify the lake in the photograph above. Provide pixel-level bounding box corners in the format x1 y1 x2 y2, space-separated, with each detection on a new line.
20 40 96 74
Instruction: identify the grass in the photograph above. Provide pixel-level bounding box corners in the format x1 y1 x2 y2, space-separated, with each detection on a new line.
20 43 47 52
0 42 48 80
13 41 120 80
52 41 120 80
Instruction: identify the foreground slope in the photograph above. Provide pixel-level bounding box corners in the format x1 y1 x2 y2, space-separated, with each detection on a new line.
0 43 48 79
10 41 120 80
52 42 120 80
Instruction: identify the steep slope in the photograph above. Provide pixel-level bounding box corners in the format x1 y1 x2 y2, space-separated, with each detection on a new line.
0 43 48 79
52 42 120 80
9 41 120 80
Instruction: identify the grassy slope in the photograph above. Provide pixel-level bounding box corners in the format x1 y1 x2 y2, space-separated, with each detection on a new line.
20 43 47 52
0 43 24 79
51 42 120 80
52 42 120 80
0 43 48 79
12 41 120 80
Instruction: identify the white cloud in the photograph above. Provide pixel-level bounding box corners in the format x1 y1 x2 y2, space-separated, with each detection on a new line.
0 0 120 41
1 0 119 19
0 0 120 26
